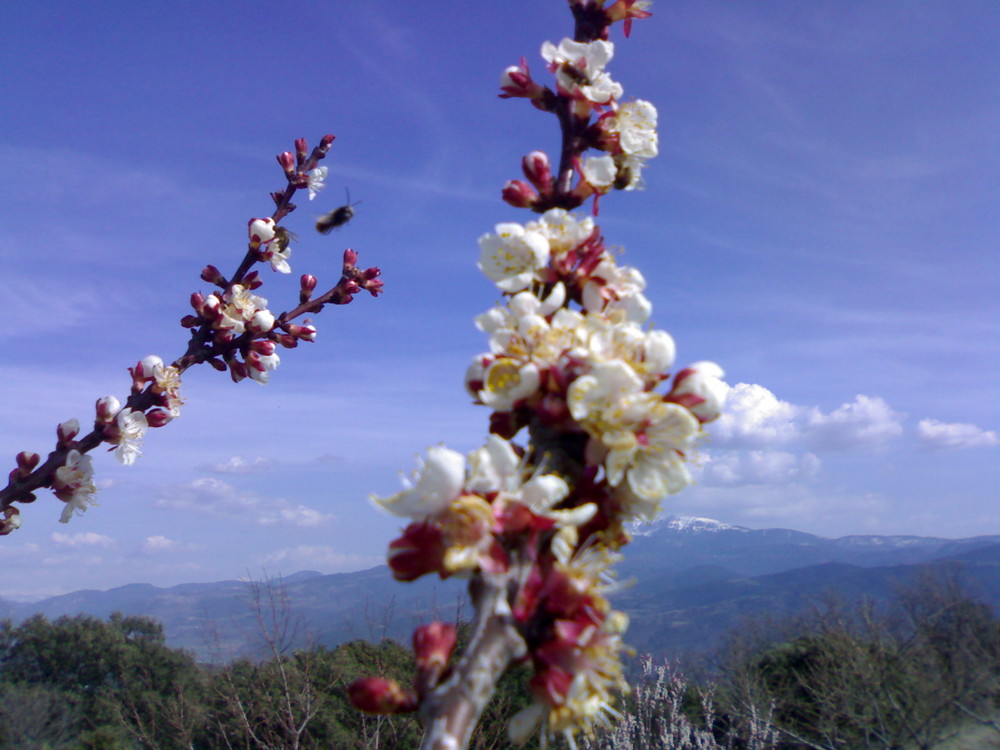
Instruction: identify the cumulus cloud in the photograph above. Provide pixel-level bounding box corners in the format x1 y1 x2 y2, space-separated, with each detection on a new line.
699 450 821 486
916 419 999 450
708 384 905 451
803 395 905 450
51 531 115 549
710 383 801 447
202 456 276 474
154 478 331 527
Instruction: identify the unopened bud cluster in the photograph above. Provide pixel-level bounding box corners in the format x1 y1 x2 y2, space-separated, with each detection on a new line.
500 3 655 214
0 134 382 532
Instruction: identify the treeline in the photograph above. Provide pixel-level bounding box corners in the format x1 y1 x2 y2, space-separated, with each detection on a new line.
584 567 1000 750
0 611 534 749
1 568 998 749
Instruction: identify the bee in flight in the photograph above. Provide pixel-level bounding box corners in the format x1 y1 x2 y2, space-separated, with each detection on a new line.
316 189 361 234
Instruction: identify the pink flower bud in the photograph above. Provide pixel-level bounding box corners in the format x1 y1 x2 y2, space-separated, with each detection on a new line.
137 355 164 381
57 419 80 444
214 328 236 346
15 451 40 477
248 309 275 335
413 622 457 673
502 180 539 209
0 508 22 536
201 295 221 315
348 677 417 715
342 248 358 267
606 0 653 37
200 265 225 286
180 315 201 328
251 339 277 356
666 361 727 423
319 133 335 150
229 360 248 382
95 396 121 423
294 137 308 163
146 409 173 428
522 151 553 191
299 274 318 301
288 324 317 342
276 151 295 176
500 58 545 99
190 292 206 313
388 522 446 582
243 271 263 290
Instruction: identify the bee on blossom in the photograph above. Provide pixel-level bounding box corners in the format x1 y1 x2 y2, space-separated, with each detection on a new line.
316 189 361 234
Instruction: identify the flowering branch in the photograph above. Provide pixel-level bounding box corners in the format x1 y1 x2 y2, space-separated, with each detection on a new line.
0 135 383 532
349 2 725 749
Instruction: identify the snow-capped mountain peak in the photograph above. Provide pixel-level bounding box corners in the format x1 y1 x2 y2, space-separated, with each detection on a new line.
631 515 748 537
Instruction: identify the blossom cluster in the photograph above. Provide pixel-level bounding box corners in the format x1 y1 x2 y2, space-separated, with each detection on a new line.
355 6 726 746
1 134 382 532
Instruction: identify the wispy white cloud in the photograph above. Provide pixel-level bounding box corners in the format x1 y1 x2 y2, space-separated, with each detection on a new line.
699 450 820 486
258 545 380 572
51 531 115 549
677 483 889 537
202 456 276 475
140 535 202 555
153 478 331 528
257 505 331 528
915 419 999 450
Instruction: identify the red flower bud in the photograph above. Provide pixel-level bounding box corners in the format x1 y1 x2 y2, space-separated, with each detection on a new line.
502 180 539 209
348 677 417 714
57 419 80 445
413 622 457 673
277 150 296 177
200 265 226 286
15 451 40 477
522 151 553 192
146 409 173 428
251 339 277 356
294 138 308 164
388 522 446 582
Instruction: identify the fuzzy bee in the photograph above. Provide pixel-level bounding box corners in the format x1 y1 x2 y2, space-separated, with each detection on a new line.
315 189 360 234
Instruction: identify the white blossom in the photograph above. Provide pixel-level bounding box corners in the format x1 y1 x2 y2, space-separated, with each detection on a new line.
113 409 148 465
373 445 466 520
307 166 328 200
54 450 98 523
478 223 551 292
581 155 616 189
541 38 623 104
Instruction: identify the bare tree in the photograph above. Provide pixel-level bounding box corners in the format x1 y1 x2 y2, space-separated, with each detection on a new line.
208 572 327 750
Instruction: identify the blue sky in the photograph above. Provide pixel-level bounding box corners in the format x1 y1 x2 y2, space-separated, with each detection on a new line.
1 1 998 599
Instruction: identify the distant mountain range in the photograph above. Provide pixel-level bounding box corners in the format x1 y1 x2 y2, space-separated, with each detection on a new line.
4 517 999 662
